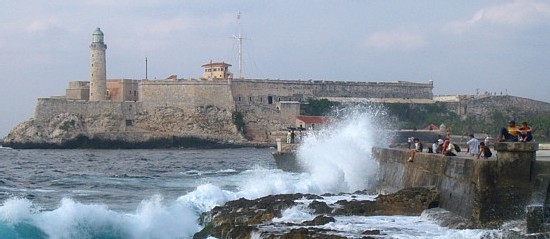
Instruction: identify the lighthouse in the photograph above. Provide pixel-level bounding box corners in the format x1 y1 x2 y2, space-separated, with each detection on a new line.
89 28 107 101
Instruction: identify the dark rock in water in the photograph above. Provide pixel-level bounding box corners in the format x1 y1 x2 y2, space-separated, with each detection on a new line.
375 186 439 216
362 229 381 235
195 187 442 239
263 228 347 239
333 200 377 216
308 200 332 214
303 215 336 226
198 193 322 239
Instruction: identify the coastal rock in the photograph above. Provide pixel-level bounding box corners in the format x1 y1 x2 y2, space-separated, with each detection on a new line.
375 186 440 216
2 106 248 149
302 215 336 226
308 200 332 214
195 187 441 239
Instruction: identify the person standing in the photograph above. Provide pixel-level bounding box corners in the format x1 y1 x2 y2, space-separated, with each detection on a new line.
286 130 292 144
466 134 480 157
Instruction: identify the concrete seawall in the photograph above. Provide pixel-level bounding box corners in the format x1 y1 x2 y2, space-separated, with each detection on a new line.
373 142 543 226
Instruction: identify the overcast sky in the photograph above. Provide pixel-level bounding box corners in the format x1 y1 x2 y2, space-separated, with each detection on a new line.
1 0 549 137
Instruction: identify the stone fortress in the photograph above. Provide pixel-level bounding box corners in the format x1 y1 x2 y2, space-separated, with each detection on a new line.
3 28 549 148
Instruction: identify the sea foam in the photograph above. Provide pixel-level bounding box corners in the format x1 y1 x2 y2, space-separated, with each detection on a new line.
297 105 391 193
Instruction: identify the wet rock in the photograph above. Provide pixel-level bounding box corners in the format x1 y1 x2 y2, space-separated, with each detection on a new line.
375 186 439 216
333 200 377 216
303 215 336 226
198 193 321 239
308 200 332 214
270 228 347 239
362 229 381 235
195 187 441 239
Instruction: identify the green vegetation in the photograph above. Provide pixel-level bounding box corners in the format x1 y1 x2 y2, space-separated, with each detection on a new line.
382 103 550 141
232 111 245 133
302 98 340 116
298 99 550 141
59 120 76 131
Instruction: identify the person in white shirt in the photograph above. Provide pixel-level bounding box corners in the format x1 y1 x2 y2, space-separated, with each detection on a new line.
466 134 480 157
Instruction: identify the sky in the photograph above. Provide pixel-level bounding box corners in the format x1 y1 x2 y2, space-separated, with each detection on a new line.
1 0 550 137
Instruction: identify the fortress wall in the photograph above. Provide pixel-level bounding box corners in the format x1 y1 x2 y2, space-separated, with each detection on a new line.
139 80 235 111
229 79 433 141
34 98 142 121
230 79 433 107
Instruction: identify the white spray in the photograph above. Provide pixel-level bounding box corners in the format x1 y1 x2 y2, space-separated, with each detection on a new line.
296 104 392 193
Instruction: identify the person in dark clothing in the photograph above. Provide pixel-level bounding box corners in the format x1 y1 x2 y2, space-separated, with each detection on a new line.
518 121 533 142
498 120 520 142
477 142 492 159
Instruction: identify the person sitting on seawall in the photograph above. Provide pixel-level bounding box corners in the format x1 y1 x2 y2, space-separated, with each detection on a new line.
466 134 480 157
435 139 444 153
498 120 520 142
477 142 492 159
408 138 423 162
442 139 457 156
518 121 533 142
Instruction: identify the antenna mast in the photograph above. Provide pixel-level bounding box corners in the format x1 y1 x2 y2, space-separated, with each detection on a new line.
234 12 244 78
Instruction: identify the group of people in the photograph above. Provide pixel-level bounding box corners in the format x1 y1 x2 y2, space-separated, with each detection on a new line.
286 129 305 144
498 120 533 142
408 136 492 162
407 120 533 162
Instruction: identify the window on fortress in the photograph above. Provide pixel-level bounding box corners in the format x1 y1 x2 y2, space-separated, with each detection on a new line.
249 97 252 102
260 98 263 103
268 96 273 104
238 97 241 101
125 120 133 126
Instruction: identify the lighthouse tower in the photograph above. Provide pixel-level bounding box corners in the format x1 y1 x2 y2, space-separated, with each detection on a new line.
89 28 107 101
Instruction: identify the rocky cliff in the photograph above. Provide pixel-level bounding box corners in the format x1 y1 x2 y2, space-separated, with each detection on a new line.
2 103 247 149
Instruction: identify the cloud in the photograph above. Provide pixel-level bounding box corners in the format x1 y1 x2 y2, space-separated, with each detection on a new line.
445 0 550 33
25 17 61 33
364 29 426 51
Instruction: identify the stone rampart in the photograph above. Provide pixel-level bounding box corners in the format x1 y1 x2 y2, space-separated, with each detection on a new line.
35 98 141 123
140 79 235 111
230 79 433 105
372 142 539 225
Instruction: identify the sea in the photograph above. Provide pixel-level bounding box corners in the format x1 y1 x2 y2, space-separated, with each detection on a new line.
0 107 521 238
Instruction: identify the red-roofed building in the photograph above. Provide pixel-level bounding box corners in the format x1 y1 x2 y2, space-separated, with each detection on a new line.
295 116 332 130
423 124 439 131
201 62 233 79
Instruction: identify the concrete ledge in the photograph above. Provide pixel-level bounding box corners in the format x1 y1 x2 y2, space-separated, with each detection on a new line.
373 145 539 226
494 142 539 152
